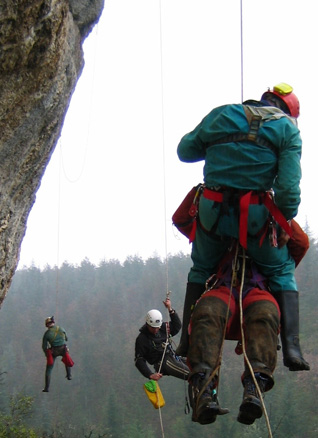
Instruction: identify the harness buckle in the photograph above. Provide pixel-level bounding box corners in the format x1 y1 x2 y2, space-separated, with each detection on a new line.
247 115 262 142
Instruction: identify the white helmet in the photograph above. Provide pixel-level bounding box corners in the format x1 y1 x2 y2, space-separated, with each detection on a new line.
146 309 163 328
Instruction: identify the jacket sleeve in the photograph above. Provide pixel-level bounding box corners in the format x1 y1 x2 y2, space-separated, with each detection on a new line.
168 311 182 337
134 336 153 379
177 106 226 163
272 121 302 219
177 126 206 163
63 328 68 342
42 333 48 353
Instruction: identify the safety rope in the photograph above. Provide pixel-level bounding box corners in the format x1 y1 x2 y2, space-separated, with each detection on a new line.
238 246 273 438
55 142 62 319
155 1 246 435
60 24 98 184
152 1 169 436
240 0 244 102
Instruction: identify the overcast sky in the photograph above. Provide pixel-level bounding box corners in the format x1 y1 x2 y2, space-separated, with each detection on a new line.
18 0 318 269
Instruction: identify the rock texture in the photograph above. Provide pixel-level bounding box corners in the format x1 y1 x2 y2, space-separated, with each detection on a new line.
0 0 104 306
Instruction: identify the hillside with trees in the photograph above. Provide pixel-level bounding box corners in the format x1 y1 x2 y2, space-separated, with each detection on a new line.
0 231 317 437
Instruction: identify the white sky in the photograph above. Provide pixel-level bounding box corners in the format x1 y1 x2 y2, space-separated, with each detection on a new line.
18 0 318 269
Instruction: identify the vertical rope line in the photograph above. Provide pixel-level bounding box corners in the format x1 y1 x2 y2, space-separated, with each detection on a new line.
157 3 167 438
238 248 273 438
55 140 62 320
51 140 63 438
158 0 169 295
240 0 244 102
61 25 98 184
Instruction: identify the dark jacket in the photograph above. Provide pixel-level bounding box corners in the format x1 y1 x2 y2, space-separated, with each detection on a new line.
134 311 181 378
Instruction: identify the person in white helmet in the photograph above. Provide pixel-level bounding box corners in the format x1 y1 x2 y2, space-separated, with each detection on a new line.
134 297 189 381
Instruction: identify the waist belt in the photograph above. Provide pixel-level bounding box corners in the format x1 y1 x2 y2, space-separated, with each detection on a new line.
202 188 293 249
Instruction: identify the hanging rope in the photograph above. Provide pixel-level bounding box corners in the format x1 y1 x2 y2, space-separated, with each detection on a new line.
60 25 98 184
240 0 244 103
238 5 273 435
158 0 170 299
55 140 63 319
238 247 273 438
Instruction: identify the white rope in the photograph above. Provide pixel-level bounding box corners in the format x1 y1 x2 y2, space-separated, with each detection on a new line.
154 4 167 435
60 24 98 184
240 0 244 103
238 5 272 435
238 247 273 438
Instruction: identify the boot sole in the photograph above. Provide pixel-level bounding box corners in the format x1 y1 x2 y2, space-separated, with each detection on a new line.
284 357 310 371
237 399 262 425
196 401 225 425
195 407 217 425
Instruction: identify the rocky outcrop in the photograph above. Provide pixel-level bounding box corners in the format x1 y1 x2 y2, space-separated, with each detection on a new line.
0 0 104 306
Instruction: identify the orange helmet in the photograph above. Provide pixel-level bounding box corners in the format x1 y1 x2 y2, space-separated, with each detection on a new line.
261 83 300 118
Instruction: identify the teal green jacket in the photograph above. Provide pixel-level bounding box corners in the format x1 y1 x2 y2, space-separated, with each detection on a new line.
42 325 68 353
177 103 302 220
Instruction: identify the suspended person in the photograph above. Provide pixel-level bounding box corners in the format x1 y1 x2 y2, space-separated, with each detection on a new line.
175 83 310 371
135 297 189 381
42 316 74 392
187 245 280 425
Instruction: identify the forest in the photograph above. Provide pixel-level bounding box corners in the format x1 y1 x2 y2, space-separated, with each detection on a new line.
0 229 317 438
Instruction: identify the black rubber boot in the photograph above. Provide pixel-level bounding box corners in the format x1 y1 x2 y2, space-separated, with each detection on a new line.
237 373 271 425
42 375 50 392
188 371 229 425
66 367 72 380
273 290 310 371
175 282 205 357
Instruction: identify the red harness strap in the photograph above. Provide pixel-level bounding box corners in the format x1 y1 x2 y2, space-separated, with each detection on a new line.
203 188 293 249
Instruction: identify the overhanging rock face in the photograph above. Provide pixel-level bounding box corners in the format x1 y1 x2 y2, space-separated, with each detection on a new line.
0 0 104 306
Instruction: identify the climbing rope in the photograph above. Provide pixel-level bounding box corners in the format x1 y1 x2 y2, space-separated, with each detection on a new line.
240 0 244 102
60 24 98 184
147 1 170 435
154 0 249 434
238 246 273 438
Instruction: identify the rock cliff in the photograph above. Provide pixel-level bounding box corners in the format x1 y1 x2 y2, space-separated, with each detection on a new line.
0 0 104 306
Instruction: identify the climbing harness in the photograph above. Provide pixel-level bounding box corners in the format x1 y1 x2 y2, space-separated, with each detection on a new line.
201 187 292 249
173 179 292 250
206 106 278 155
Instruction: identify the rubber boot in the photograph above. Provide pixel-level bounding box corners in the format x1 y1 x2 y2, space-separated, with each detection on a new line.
42 375 50 392
273 290 310 371
66 367 72 380
175 282 205 357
